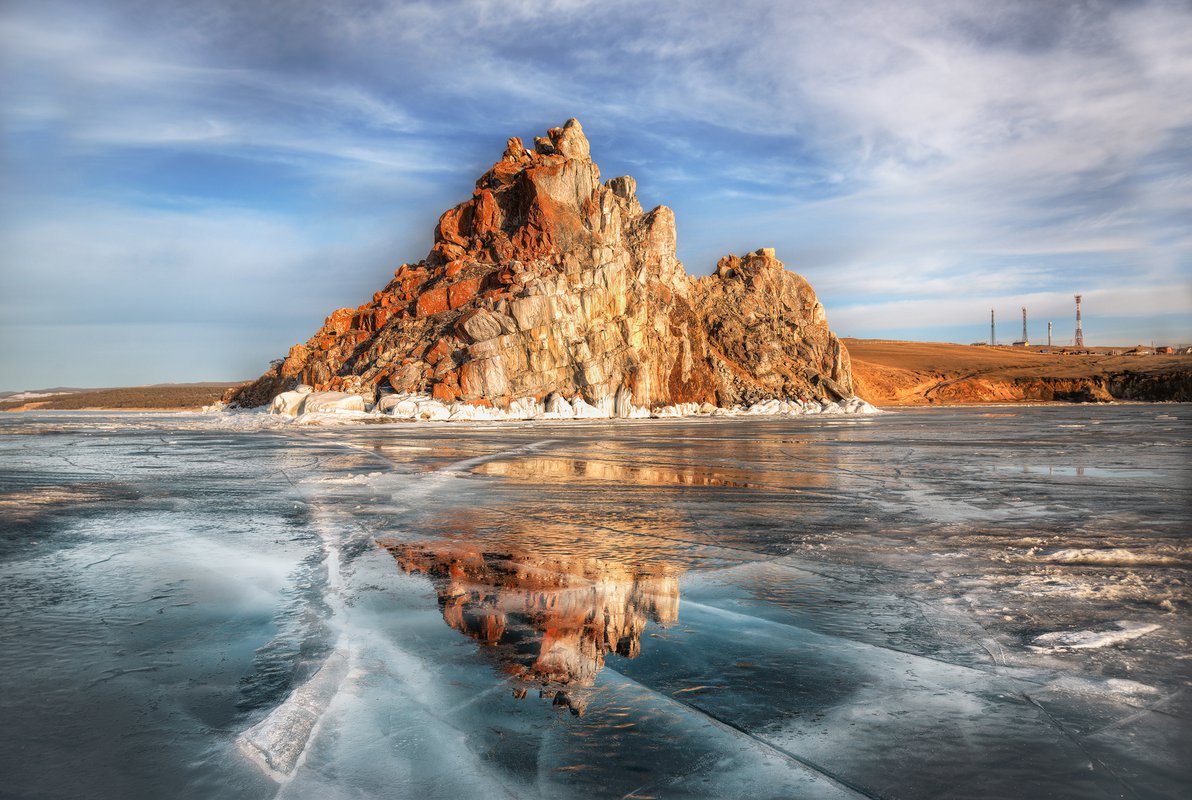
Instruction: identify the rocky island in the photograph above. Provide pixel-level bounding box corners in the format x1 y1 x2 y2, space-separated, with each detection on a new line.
228 119 863 420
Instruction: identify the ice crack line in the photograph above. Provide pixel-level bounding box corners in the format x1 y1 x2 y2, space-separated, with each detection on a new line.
438 438 559 474
83 552 122 569
236 644 351 783
679 597 1049 686
1021 692 1142 800
1083 688 1186 733
603 665 881 800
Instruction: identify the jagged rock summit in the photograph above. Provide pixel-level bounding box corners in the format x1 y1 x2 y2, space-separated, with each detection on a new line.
229 118 854 415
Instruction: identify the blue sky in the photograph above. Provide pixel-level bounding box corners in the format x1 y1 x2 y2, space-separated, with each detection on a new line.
2 0 1190 389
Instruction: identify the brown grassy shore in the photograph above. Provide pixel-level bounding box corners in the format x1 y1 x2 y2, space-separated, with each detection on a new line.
0 382 245 412
846 339 1192 406
6 341 1190 411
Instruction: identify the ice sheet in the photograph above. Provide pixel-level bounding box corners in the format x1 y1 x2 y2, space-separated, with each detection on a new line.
1 404 1187 798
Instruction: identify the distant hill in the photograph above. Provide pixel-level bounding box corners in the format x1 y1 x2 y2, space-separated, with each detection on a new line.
845 339 1192 405
0 382 245 412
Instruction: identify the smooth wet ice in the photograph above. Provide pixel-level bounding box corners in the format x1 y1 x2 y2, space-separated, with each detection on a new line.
0 406 1188 798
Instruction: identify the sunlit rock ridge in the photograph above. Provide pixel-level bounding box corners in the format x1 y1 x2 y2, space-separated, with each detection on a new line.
230 119 854 413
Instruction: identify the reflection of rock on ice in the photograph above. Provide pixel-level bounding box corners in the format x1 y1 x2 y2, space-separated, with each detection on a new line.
475 455 772 489
383 541 681 700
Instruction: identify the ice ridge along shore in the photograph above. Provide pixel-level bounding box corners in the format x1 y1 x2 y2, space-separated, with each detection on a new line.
265 386 879 423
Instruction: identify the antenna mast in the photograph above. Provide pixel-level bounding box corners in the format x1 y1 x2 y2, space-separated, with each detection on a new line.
1074 295 1084 348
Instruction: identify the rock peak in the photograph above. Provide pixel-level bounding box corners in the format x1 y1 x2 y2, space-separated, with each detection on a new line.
530 117 590 160
551 117 590 160
229 119 853 412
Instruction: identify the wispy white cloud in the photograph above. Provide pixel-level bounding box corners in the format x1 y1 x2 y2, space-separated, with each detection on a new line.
0 13 432 171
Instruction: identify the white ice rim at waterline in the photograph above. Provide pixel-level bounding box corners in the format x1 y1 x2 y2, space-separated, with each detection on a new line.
257 390 882 424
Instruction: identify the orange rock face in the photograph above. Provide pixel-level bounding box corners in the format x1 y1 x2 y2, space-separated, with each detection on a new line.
431 382 459 403
448 278 480 309
227 118 853 409
415 287 449 318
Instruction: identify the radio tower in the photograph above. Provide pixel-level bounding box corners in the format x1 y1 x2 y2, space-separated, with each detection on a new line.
1021 307 1028 345
1048 321 1052 347
990 309 995 346
1074 295 1084 347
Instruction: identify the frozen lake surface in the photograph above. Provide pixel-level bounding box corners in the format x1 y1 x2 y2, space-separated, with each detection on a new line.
1 405 1188 799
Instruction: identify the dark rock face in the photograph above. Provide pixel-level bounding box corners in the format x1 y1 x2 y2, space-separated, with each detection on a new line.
228 119 853 409
1029 373 1192 403
1105 372 1192 402
931 374 1192 404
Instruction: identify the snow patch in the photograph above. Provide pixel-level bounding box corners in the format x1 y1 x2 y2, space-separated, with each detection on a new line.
1029 621 1160 652
1040 675 1161 699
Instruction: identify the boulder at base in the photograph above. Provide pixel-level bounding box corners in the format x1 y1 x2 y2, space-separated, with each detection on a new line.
288 391 366 416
